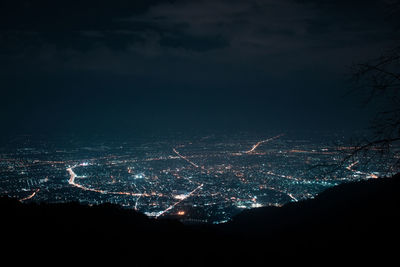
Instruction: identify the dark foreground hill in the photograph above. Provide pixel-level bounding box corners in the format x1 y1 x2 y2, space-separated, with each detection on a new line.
2 174 400 265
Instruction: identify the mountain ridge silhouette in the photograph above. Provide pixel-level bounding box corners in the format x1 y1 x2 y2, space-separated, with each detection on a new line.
2 174 399 265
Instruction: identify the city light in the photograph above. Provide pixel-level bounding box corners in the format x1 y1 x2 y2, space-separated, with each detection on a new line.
1 133 390 223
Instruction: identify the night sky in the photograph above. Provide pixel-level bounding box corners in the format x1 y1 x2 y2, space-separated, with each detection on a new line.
1 0 398 137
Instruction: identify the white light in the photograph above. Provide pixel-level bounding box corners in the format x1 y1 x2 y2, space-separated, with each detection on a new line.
174 194 187 200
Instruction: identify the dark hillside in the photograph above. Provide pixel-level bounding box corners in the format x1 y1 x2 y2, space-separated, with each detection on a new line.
2 174 399 265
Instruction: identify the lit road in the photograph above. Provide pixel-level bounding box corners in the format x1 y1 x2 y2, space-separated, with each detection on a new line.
244 134 285 154
19 189 40 202
346 161 378 179
173 148 200 168
155 183 204 218
67 164 147 197
287 193 298 202
68 162 204 217
346 161 359 171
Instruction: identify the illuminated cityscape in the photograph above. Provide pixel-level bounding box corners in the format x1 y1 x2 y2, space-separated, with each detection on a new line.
1 1 399 264
1 132 395 224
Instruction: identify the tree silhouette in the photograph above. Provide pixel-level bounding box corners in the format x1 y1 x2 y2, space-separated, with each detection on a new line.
349 40 400 171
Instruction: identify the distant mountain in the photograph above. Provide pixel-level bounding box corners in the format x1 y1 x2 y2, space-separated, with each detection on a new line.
2 174 399 265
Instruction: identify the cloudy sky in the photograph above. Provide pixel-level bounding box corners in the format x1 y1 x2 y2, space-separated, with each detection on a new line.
0 0 398 136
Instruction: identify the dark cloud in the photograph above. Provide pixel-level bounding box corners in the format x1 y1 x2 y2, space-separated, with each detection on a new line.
0 0 396 56
0 0 398 135
0 0 171 53
0 0 173 31
159 33 229 51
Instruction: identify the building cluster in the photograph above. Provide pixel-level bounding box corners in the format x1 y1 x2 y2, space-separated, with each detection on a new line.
0 134 392 223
